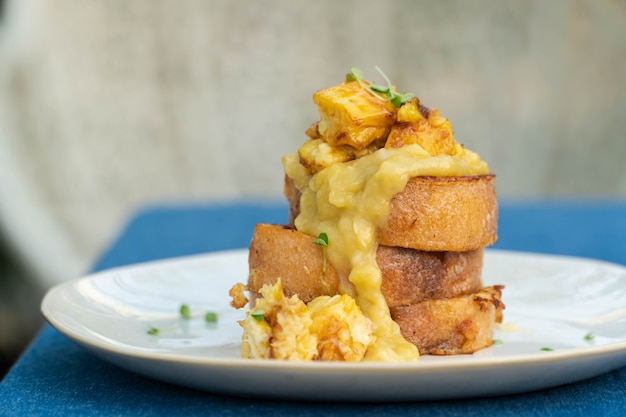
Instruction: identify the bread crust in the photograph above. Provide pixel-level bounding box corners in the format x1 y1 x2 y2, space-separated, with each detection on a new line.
383 175 498 251
378 245 484 308
390 285 505 355
285 174 498 252
284 175 301 233
248 223 484 308
249 224 340 304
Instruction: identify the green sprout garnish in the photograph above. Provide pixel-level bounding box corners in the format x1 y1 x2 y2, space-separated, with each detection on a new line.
373 66 415 108
180 303 192 319
146 307 218 336
313 232 329 272
492 339 503 345
345 67 364 82
540 347 554 352
584 332 594 342
205 312 218 323
250 309 265 322
347 66 415 108
313 232 329 247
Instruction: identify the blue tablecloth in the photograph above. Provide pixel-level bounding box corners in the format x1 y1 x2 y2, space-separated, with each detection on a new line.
1 200 625 416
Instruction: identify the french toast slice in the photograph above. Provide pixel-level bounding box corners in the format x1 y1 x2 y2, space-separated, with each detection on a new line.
391 285 504 355
285 174 497 252
246 223 504 355
248 223 484 309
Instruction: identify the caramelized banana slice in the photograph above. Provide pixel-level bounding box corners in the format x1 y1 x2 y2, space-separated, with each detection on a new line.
313 81 397 150
386 99 456 155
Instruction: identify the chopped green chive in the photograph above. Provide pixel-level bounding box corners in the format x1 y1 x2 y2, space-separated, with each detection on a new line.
584 332 594 342
492 339 503 345
205 312 218 323
147 326 160 335
540 347 554 351
180 303 192 319
250 309 265 322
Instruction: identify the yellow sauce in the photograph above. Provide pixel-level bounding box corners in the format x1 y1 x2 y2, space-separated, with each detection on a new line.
283 142 489 361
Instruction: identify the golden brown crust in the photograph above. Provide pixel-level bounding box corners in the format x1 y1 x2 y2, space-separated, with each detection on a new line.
248 224 484 309
285 174 498 252
284 175 301 231
378 246 484 308
382 175 498 251
390 285 505 355
249 224 341 303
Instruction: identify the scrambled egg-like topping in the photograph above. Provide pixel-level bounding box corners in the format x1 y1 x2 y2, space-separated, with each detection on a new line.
233 280 375 361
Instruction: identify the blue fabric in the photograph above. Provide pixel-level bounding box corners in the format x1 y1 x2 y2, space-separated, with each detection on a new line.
2 200 626 417
494 200 626 265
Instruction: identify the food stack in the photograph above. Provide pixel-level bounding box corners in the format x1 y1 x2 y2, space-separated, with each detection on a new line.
236 68 504 359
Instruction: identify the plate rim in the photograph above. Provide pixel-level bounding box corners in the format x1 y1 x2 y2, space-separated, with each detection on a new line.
41 248 626 373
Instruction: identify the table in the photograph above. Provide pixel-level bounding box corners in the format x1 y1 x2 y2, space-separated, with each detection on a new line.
1 200 625 416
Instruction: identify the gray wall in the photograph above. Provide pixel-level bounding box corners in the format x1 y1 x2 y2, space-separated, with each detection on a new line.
0 0 625 286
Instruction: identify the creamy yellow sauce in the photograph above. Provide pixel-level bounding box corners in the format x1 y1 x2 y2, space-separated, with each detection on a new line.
283 142 489 361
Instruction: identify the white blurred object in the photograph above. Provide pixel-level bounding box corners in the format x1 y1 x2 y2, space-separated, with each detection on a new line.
0 0 625 287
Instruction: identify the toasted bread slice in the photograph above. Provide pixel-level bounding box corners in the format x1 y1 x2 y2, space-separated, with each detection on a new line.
391 285 504 355
284 174 497 252
248 223 484 309
249 224 340 304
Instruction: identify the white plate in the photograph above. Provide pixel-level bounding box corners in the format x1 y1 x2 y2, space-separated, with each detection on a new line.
41 249 626 402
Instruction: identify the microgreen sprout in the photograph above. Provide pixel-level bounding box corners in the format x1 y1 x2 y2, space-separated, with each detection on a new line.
250 309 265 322
146 306 218 336
584 332 594 342
374 66 415 108
313 232 329 272
180 303 192 319
205 312 218 323
540 347 554 352
313 232 329 247
345 67 364 82
347 66 415 108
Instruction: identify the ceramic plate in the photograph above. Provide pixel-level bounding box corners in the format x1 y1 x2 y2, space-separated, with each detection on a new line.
41 249 626 402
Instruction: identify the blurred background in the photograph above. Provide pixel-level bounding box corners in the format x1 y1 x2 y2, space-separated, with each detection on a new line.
0 0 625 377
